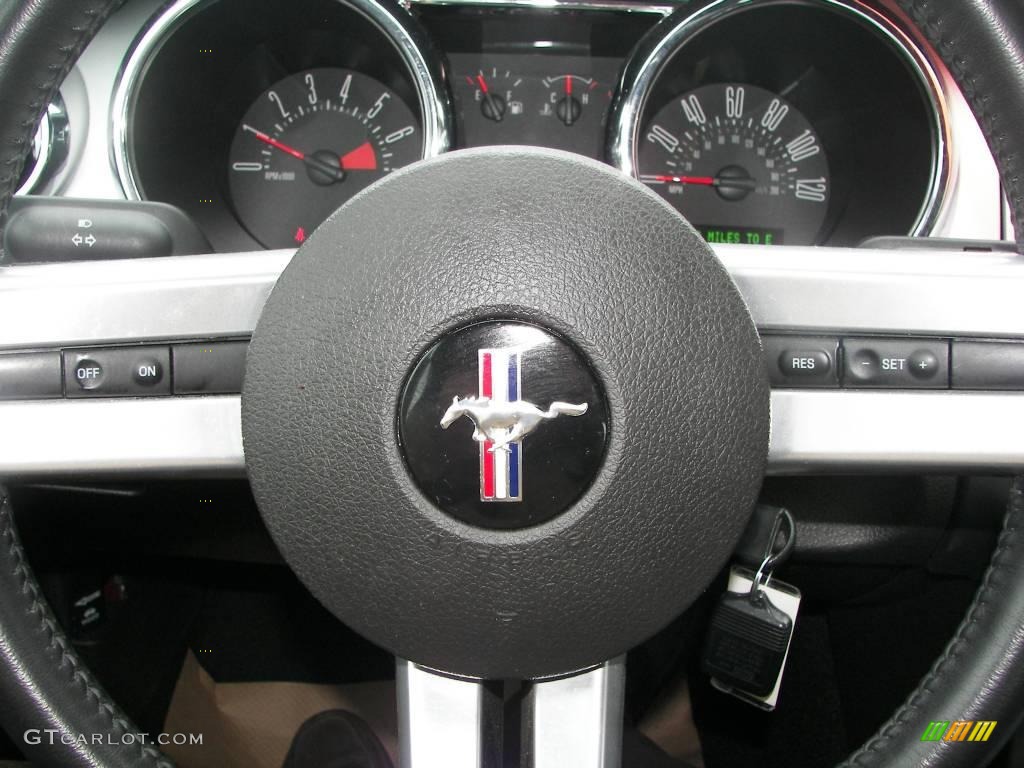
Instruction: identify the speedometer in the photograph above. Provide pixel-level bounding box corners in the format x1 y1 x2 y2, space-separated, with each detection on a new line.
609 0 947 247
637 83 830 246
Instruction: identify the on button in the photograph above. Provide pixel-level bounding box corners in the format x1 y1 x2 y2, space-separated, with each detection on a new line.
132 357 164 386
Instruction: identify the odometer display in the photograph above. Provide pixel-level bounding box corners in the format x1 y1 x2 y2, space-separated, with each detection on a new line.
700 225 783 246
638 83 830 246
228 67 421 249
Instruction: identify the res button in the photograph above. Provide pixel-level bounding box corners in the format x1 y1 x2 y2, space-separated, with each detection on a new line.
761 336 839 387
780 350 832 377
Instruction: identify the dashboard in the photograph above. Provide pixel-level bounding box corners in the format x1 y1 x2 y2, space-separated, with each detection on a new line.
12 0 1008 256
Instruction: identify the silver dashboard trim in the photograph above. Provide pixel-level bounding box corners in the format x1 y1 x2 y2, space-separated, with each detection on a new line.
0 397 244 477
607 0 951 241
0 245 1023 476
109 0 452 202
1 390 1021 477
0 249 290 349
769 391 1024 473
3 245 1024 349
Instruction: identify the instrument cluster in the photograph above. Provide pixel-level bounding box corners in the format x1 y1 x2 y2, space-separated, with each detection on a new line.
113 0 947 252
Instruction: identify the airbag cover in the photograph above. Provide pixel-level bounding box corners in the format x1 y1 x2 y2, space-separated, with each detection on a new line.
242 148 769 679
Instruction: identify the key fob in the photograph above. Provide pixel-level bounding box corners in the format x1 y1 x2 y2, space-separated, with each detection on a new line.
702 588 793 698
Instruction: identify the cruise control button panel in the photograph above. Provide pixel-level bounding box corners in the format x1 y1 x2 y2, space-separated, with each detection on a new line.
64 346 171 398
842 338 949 389
6 335 1024 399
762 336 838 388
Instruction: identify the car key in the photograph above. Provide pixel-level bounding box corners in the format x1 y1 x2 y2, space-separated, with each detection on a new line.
703 584 794 698
702 508 801 709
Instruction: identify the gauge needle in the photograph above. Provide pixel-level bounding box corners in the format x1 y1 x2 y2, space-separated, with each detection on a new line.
641 174 757 191
243 124 345 181
476 74 505 122
560 77 575 127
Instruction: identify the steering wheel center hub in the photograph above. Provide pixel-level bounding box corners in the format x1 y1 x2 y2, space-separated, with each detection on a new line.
242 148 769 678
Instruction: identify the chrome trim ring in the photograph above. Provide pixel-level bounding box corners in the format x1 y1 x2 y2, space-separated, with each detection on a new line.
16 108 52 196
607 0 951 240
16 97 69 196
410 0 674 13
110 0 453 201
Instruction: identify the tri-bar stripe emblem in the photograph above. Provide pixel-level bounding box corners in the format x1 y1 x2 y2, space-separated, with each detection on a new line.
479 349 522 502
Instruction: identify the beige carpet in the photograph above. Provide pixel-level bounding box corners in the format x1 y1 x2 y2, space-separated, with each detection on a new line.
162 652 397 768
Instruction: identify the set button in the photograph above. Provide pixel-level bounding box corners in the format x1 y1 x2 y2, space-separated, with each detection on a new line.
842 338 948 389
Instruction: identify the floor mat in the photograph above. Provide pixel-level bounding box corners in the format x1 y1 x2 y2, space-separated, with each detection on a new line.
162 651 397 768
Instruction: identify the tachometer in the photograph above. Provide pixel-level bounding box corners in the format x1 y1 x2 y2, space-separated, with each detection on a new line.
228 67 420 249
637 83 830 246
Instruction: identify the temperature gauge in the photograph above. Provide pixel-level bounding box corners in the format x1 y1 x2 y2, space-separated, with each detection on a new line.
541 75 600 127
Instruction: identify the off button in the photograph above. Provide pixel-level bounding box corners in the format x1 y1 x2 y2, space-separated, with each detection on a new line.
73 359 104 390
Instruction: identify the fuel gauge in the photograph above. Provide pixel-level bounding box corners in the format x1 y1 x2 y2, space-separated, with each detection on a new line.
469 70 525 123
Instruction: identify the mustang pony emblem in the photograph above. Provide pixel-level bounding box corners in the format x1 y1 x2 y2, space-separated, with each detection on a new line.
440 348 588 502
440 396 588 453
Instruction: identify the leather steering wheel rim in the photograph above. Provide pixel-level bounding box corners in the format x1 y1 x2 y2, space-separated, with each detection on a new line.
0 1 1022 766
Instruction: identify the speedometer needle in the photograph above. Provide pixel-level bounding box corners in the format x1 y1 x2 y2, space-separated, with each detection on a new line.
641 173 756 191
243 124 345 181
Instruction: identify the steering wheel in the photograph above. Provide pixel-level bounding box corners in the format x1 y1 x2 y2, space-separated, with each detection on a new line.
1 0 1023 766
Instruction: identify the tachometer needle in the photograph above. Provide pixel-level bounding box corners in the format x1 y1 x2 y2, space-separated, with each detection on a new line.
640 174 757 191
243 124 345 181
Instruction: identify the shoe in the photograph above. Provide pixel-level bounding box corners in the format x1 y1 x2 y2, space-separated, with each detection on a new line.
281 709 393 768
